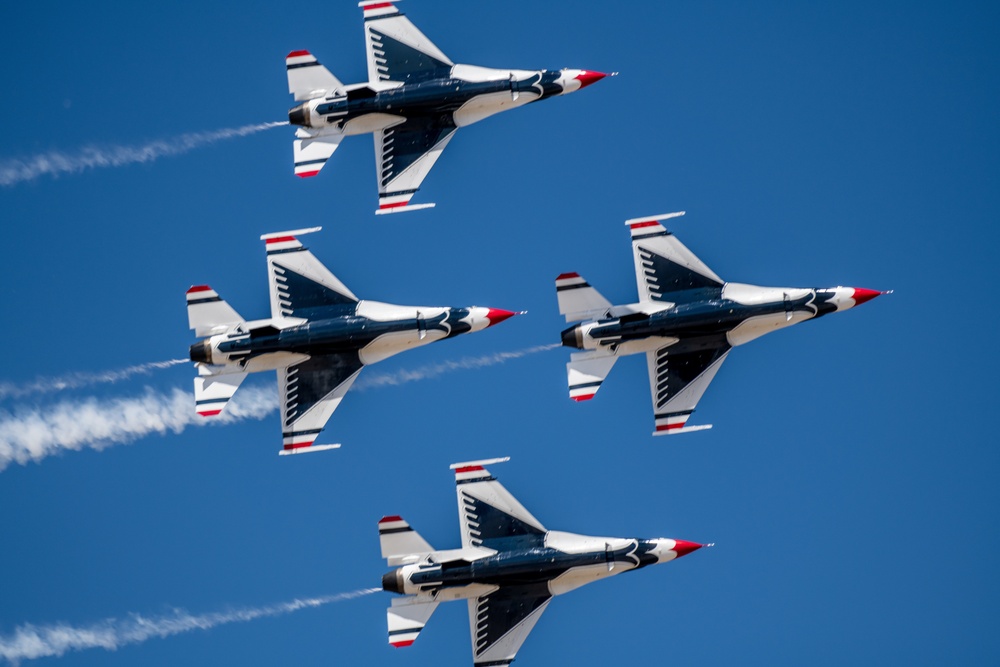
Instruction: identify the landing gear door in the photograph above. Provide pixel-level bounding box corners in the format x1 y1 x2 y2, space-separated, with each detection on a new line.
783 292 793 322
417 310 427 340
605 542 614 572
510 73 519 102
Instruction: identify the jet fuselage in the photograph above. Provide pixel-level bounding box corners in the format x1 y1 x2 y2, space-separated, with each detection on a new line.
383 532 699 599
561 284 866 351
190 302 510 370
289 67 593 133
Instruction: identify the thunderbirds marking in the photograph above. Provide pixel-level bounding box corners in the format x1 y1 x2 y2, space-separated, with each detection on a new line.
557 212 887 435
186 228 520 454
285 1 609 213
379 458 707 665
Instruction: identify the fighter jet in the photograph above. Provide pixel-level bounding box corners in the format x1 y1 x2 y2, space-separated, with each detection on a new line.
379 457 707 665
557 212 886 435
285 0 609 214
186 227 519 454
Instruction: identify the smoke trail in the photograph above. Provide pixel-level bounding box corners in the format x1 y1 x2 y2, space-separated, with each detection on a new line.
356 343 559 390
0 385 277 472
0 588 379 663
0 121 287 187
0 344 556 471
0 359 188 401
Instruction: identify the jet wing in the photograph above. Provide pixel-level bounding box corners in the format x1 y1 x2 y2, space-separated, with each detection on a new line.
626 213 724 302
361 1 453 85
452 458 546 550
467 583 552 667
646 340 730 435
278 353 363 453
261 228 358 322
374 116 457 213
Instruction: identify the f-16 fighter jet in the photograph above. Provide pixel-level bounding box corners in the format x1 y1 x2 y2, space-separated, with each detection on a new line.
285 0 608 214
186 228 519 454
557 212 886 436
379 457 707 665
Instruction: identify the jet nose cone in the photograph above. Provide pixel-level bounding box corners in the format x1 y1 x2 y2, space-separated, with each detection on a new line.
851 287 882 306
485 308 519 328
671 539 703 559
574 70 607 89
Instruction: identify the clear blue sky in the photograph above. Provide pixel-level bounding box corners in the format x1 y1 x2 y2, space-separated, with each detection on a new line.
1 0 998 665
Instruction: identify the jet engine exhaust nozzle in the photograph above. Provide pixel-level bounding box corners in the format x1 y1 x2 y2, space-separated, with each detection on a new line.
189 340 212 364
382 569 404 594
288 102 309 127
560 325 584 349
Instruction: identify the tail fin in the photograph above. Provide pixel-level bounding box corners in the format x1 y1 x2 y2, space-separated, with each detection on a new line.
286 50 342 101
555 273 612 323
194 371 247 417
567 351 618 402
387 597 440 648
379 516 434 566
186 286 244 337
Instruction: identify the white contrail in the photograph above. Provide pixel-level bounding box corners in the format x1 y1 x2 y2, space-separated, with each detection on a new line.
0 588 379 663
355 343 560 390
0 359 188 401
0 121 287 187
0 385 277 472
0 344 556 471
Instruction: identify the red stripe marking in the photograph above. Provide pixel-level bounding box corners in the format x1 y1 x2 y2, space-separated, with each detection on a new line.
556 272 580 280
379 200 410 209
454 465 484 474
365 2 394 10
379 515 403 524
296 170 320 178
655 422 686 431
187 285 212 294
390 640 414 648
286 50 311 58
266 236 296 245
282 441 314 450
198 410 222 417
629 221 659 229
571 394 595 402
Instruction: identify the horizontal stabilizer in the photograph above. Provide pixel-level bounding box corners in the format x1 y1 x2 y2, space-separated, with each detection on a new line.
186 286 244 337
286 50 342 101
567 351 618 402
293 130 343 178
194 372 246 417
555 273 612 322
277 443 341 455
380 516 434 565
387 597 440 648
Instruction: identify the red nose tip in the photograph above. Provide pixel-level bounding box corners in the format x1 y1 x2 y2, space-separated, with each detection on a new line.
672 540 703 558
485 308 518 327
851 288 882 306
574 70 607 89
